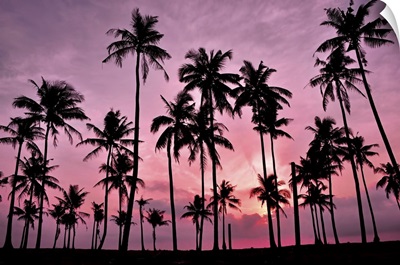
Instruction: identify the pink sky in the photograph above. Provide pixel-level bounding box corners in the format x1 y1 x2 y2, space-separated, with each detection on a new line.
0 0 399 250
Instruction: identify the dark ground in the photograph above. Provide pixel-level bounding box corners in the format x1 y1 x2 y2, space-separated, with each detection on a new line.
1 241 399 265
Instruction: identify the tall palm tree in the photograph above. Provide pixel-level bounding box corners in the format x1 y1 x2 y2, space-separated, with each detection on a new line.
90 202 104 249
209 180 241 250
179 48 240 250
48 202 66 249
344 133 380 242
136 196 152 251
151 91 196 250
76 109 134 249
181 194 213 250
56 185 89 249
375 162 400 210
234 60 292 248
145 208 170 251
0 116 44 249
102 8 171 251
317 0 399 181
309 46 368 243
12 77 88 248
13 199 39 249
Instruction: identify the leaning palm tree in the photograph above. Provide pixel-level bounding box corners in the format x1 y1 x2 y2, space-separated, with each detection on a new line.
179 47 240 250
145 208 170 251
13 199 40 249
102 8 171 251
375 162 400 210
150 91 196 250
136 196 153 251
181 195 213 250
12 77 88 248
308 46 368 243
76 109 134 249
317 0 399 181
344 133 380 242
90 202 104 249
209 180 241 250
48 201 66 249
0 116 44 249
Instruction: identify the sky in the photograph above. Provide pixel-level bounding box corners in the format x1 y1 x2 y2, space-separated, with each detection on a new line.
0 0 399 251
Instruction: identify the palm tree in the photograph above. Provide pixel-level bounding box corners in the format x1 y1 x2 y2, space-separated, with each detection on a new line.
309 46 368 243
12 77 88 248
13 199 39 249
90 202 104 249
145 208 170 251
56 185 89 249
102 8 171 251
151 91 196 250
179 47 240 250
48 202 66 249
0 171 7 202
111 210 136 249
375 162 400 210
181 194 213 250
234 60 292 248
317 0 399 182
0 116 44 249
209 180 241 250
344 133 380 242
136 196 153 251
77 109 134 249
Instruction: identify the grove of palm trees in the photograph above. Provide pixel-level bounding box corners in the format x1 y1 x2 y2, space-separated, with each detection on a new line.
0 0 399 263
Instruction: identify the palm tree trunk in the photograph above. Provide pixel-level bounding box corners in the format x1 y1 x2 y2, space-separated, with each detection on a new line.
222 209 226 250
67 226 71 249
354 48 400 180
118 188 122 250
63 225 67 248
91 220 95 249
290 162 301 246
195 218 199 250
314 204 322 244
98 148 112 250
36 124 50 249
140 207 145 251
153 227 156 251
309 204 318 244
121 52 141 252
3 142 23 249
270 135 281 248
167 140 178 251
336 83 367 243
327 173 340 244
319 206 327 244
199 145 205 251
359 164 380 243
23 191 34 249
72 225 76 249
54 221 60 249
19 222 27 249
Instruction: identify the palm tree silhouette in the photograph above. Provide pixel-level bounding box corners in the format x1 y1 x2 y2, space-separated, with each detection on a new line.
102 8 171 251
12 77 88 248
0 117 44 249
13 199 39 249
317 0 400 185
145 208 170 251
111 210 136 249
0 171 7 202
179 48 240 250
309 46 368 243
181 195 212 250
49 202 66 249
151 91 196 250
90 202 104 249
375 162 400 210
344 133 380 242
136 196 153 251
209 180 241 250
77 109 134 249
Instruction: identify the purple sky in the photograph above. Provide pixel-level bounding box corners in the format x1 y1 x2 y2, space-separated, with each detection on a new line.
0 0 399 250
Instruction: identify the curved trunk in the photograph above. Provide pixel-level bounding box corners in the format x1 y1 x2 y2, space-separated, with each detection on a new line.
98 147 112 249
354 48 400 180
336 81 366 243
359 164 380 242
167 139 178 251
118 187 122 249
121 52 141 252
328 173 340 244
3 141 23 249
199 144 205 251
270 135 281 247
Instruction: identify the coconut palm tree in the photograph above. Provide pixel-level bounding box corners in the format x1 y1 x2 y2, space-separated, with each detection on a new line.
375 162 400 210
111 210 136 249
0 116 44 249
179 48 240 250
76 109 134 249
90 202 104 249
150 91 196 250
102 8 171 251
344 133 380 242
136 196 152 251
181 194 213 250
48 202 66 249
309 46 369 243
145 208 170 251
13 199 40 249
317 0 399 182
209 180 241 250
12 77 88 248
